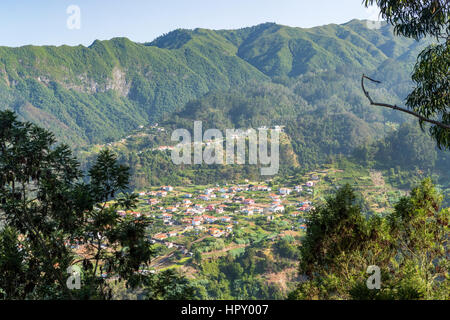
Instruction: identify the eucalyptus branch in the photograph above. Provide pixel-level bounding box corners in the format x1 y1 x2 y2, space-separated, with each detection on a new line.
361 74 450 130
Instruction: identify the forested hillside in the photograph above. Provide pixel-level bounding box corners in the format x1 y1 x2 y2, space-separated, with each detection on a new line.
0 20 430 147
0 0 448 300
2 19 447 194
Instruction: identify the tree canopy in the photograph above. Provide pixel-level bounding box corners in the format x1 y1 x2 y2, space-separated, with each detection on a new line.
289 179 449 300
363 0 449 149
0 110 190 299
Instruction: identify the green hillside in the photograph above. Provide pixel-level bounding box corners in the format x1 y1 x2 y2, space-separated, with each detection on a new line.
0 20 431 148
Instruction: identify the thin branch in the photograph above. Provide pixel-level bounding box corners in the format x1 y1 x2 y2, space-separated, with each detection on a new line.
361 74 450 130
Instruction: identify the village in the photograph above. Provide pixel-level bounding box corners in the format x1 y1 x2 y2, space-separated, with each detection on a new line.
73 143 408 278
112 173 321 271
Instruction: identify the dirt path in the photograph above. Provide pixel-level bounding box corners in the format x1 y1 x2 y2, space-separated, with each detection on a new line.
265 267 298 293
191 235 209 244
369 170 390 213
370 170 386 190
150 249 177 268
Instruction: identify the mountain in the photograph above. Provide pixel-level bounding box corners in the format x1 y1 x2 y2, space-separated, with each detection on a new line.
0 20 431 147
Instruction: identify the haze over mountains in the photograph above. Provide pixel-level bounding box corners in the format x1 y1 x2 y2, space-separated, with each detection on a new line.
0 20 430 148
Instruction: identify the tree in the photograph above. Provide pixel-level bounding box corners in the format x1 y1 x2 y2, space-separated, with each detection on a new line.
362 0 449 149
145 269 195 300
386 178 449 299
193 250 203 265
0 227 29 299
274 238 299 259
0 110 155 299
374 123 438 169
288 184 390 299
289 180 449 300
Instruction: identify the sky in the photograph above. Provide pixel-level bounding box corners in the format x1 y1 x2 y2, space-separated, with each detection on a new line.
0 0 381 47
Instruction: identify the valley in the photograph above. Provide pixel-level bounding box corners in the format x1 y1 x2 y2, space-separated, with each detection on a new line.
0 7 448 300
94 159 423 299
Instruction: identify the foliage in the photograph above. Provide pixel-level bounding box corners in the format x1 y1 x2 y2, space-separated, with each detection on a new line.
145 269 195 300
189 246 290 299
274 238 299 260
352 122 450 191
407 43 449 149
364 0 449 148
364 0 448 40
0 21 430 148
0 111 190 299
288 179 449 300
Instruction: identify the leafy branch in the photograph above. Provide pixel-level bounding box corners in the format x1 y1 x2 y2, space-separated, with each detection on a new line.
361 74 450 130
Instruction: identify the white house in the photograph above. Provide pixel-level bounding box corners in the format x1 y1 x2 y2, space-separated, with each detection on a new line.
279 188 292 195
198 195 210 201
269 205 285 213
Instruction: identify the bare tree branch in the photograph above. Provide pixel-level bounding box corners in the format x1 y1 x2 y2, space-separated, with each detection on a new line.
361 74 450 130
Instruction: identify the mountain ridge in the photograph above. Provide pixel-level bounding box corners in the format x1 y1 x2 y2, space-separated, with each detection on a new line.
0 20 432 147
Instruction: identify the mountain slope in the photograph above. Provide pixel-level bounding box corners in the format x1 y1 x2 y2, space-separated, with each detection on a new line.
0 36 268 146
0 20 431 147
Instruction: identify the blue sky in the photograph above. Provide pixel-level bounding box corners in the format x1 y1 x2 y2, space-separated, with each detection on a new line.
0 0 381 47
